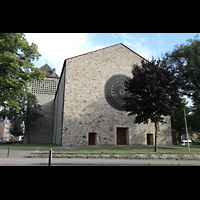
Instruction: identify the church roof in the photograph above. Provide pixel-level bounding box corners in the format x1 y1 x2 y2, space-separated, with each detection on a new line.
40 64 59 79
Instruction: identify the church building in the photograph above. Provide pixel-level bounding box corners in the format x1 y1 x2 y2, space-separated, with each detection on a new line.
26 43 173 146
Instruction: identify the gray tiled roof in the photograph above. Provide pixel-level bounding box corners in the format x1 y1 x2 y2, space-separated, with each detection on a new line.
40 64 59 79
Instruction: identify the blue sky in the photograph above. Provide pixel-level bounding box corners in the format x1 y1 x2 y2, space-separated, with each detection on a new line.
25 33 199 76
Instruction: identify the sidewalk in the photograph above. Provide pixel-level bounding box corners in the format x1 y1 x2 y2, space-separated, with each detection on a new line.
0 157 200 166
0 149 31 158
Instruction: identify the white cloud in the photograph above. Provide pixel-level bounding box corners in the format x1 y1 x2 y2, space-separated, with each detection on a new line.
119 33 166 60
157 33 161 38
25 33 103 76
119 33 153 60
25 33 167 76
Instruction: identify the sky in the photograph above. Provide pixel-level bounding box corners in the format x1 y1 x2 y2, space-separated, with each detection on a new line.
25 33 199 77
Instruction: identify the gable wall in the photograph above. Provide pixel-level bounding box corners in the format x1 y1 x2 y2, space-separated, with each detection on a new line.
53 63 66 145
62 44 172 145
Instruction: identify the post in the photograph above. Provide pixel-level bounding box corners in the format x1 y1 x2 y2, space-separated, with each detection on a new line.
7 146 10 157
48 147 52 166
184 108 190 153
154 121 158 152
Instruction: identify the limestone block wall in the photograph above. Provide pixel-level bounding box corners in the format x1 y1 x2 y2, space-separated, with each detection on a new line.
53 63 66 145
24 78 59 143
60 44 172 146
133 116 172 145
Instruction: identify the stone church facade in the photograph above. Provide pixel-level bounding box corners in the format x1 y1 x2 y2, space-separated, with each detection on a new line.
26 43 172 146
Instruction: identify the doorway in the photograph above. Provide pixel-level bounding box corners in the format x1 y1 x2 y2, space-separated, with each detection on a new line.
117 128 128 145
88 132 97 145
147 133 153 145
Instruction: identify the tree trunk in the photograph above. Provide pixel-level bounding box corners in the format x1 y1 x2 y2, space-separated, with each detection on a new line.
154 121 158 152
27 125 31 144
25 121 31 144
27 129 30 144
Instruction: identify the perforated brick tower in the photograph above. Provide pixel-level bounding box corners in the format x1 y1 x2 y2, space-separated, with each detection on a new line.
24 64 59 143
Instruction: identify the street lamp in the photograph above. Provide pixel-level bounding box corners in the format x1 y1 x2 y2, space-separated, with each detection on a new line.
184 108 190 153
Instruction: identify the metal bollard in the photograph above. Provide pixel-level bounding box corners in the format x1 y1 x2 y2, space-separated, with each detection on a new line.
48 147 52 166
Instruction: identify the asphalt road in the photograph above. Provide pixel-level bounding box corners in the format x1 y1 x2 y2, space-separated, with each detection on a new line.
0 158 200 166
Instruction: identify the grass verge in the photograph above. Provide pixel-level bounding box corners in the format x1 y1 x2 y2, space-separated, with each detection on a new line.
66 148 200 153
1 143 200 153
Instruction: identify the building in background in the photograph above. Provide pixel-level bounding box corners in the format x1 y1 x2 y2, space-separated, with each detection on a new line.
0 116 11 142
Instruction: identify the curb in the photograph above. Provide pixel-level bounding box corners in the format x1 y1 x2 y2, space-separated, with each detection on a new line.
31 152 200 160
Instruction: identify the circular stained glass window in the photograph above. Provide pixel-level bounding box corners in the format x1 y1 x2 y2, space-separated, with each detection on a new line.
104 74 130 111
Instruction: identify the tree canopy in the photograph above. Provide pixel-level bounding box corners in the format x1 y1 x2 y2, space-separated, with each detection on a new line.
123 59 182 151
0 33 45 110
0 92 43 141
162 35 200 103
123 59 181 123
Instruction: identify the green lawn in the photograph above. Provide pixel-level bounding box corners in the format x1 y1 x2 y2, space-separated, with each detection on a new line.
67 148 200 153
1 143 200 153
65 144 200 153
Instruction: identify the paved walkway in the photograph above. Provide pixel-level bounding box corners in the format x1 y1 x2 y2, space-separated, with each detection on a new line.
0 149 31 158
0 157 200 166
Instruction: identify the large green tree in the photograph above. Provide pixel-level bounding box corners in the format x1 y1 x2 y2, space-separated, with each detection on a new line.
162 35 200 143
10 116 24 138
162 35 200 103
187 98 200 134
170 97 189 144
0 33 45 110
24 92 43 143
123 59 182 152
0 92 43 143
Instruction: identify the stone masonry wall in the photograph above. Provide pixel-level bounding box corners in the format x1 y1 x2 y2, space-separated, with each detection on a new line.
31 152 200 160
53 64 66 145
24 78 59 143
61 44 172 146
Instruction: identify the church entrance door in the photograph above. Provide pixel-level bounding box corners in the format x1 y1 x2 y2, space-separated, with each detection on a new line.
88 132 97 145
147 133 153 145
117 128 128 145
